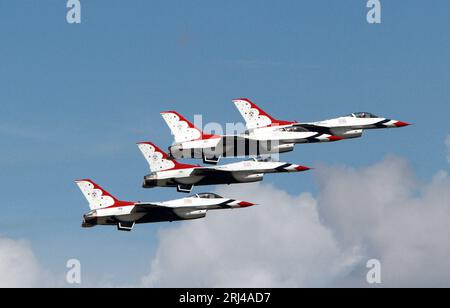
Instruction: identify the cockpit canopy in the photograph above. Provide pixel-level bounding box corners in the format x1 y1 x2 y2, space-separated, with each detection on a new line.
280 126 309 133
247 156 278 163
348 112 379 119
194 193 223 199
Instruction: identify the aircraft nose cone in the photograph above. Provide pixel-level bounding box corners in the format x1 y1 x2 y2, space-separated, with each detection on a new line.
394 121 411 127
238 201 256 208
327 135 343 142
295 165 311 172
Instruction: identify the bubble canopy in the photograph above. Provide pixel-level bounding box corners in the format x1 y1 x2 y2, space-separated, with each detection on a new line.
190 193 223 199
348 112 379 118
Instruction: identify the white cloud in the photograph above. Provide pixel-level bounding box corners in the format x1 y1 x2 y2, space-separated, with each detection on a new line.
141 185 360 288
0 237 44 287
142 155 450 288
316 156 450 287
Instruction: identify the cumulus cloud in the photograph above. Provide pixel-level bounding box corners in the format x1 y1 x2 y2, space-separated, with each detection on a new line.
141 186 360 288
142 155 450 288
0 237 44 287
316 156 450 287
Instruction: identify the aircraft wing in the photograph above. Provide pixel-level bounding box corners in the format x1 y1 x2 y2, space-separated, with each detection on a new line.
133 203 175 213
133 203 207 222
291 123 333 135
134 203 202 213
190 166 262 179
190 168 234 177
220 134 289 144
220 135 254 143
292 123 366 139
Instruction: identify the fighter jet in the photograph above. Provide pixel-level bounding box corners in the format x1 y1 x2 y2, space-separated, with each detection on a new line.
75 179 256 231
160 100 410 164
137 142 311 193
160 111 340 164
232 98 411 142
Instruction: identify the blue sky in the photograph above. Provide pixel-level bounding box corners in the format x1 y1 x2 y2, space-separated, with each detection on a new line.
0 1 449 286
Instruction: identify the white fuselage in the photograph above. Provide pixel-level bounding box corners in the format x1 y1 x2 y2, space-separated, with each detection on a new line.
309 116 398 130
83 195 252 228
168 114 405 160
143 160 305 189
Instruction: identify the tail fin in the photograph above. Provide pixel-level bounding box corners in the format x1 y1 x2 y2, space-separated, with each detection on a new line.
232 98 297 129
137 142 198 172
160 111 220 143
160 111 203 143
75 179 134 210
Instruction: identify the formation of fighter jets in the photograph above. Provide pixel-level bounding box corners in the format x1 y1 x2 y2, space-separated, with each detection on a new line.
76 98 410 231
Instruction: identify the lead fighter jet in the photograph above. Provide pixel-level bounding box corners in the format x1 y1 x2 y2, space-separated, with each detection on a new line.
232 98 411 144
75 179 255 231
137 142 310 193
